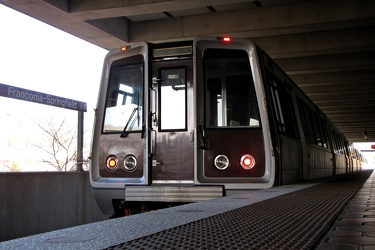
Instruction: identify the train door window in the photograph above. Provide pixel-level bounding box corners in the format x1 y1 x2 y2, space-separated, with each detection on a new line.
319 119 329 149
338 133 344 154
267 73 298 138
310 112 323 147
336 133 344 155
297 98 315 145
332 130 340 154
204 49 260 128
269 78 285 133
337 133 344 154
312 114 328 149
159 68 187 130
103 62 143 133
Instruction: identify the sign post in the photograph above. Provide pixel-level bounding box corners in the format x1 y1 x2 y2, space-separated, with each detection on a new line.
0 83 87 171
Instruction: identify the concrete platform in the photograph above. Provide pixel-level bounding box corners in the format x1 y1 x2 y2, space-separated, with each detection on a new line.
0 170 373 249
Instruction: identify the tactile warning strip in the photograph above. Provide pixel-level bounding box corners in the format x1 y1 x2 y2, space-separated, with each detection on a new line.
106 171 372 250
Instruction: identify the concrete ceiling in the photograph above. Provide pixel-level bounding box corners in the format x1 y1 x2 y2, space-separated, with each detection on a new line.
1 0 374 143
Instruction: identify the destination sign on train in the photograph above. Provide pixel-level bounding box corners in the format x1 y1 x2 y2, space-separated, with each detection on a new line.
0 83 87 112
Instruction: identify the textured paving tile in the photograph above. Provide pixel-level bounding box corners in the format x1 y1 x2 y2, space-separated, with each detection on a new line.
325 230 362 237
317 242 359 250
316 170 375 250
328 236 375 246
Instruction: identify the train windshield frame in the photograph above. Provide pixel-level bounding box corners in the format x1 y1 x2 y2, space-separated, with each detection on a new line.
203 48 261 129
102 59 144 134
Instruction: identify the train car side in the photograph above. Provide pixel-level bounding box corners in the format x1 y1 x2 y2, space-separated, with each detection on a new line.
258 47 362 184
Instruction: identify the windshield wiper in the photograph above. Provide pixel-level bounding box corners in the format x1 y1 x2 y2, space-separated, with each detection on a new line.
120 108 138 138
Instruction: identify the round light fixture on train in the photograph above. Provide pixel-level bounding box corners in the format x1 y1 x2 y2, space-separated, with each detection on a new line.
240 154 256 170
124 155 137 172
214 155 230 170
106 155 118 171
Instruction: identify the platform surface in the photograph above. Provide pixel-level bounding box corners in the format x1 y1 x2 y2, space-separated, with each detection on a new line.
0 170 373 249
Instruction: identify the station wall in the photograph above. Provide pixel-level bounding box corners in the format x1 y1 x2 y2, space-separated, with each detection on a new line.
0 171 107 242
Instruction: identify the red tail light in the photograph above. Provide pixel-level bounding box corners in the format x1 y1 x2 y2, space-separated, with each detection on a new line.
223 37 231 42
240 154 255 170
217 36 232 43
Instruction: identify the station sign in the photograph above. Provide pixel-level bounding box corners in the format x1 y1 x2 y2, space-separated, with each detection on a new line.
0 83 87 112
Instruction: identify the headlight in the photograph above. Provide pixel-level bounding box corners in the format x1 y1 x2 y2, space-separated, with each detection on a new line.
106 155 118 171
124 155 137 172
214 154 230 170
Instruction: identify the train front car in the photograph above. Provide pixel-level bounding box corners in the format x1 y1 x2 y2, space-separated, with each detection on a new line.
90 38 275 216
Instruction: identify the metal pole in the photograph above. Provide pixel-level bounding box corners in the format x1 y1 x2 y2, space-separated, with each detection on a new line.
77 111 84 171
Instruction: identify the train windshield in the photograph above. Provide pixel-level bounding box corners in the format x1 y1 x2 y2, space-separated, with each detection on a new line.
204 49 260 128
103 63 143 133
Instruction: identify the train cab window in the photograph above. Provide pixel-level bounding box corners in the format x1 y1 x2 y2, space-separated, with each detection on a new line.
103 63 143 133
204 49 260 128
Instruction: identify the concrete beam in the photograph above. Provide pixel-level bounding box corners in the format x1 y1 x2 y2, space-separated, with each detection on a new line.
253 26 375 59
276 51 375 75
308 91 375 102
3 0 375 50
0 0 125 49
291 69 375 86
129 1 375 42
69 0 252 17
301 81 375 96
87 16 129 42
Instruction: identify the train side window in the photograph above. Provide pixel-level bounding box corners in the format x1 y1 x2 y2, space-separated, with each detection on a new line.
204 49 260 128
103 63 143 133
297 98 330 149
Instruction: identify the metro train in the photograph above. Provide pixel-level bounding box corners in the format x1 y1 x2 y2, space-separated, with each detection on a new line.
90 37 365 216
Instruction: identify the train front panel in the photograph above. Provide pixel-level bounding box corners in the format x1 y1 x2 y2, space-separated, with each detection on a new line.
90 38 275 215
195 38 275 190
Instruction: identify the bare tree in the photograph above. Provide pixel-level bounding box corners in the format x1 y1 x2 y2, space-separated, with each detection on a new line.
0 159 21 172
34 117 77 171
1 135 22 172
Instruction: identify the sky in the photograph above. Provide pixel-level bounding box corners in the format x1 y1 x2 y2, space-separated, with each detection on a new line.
0 4 108 108
0 4 108 171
